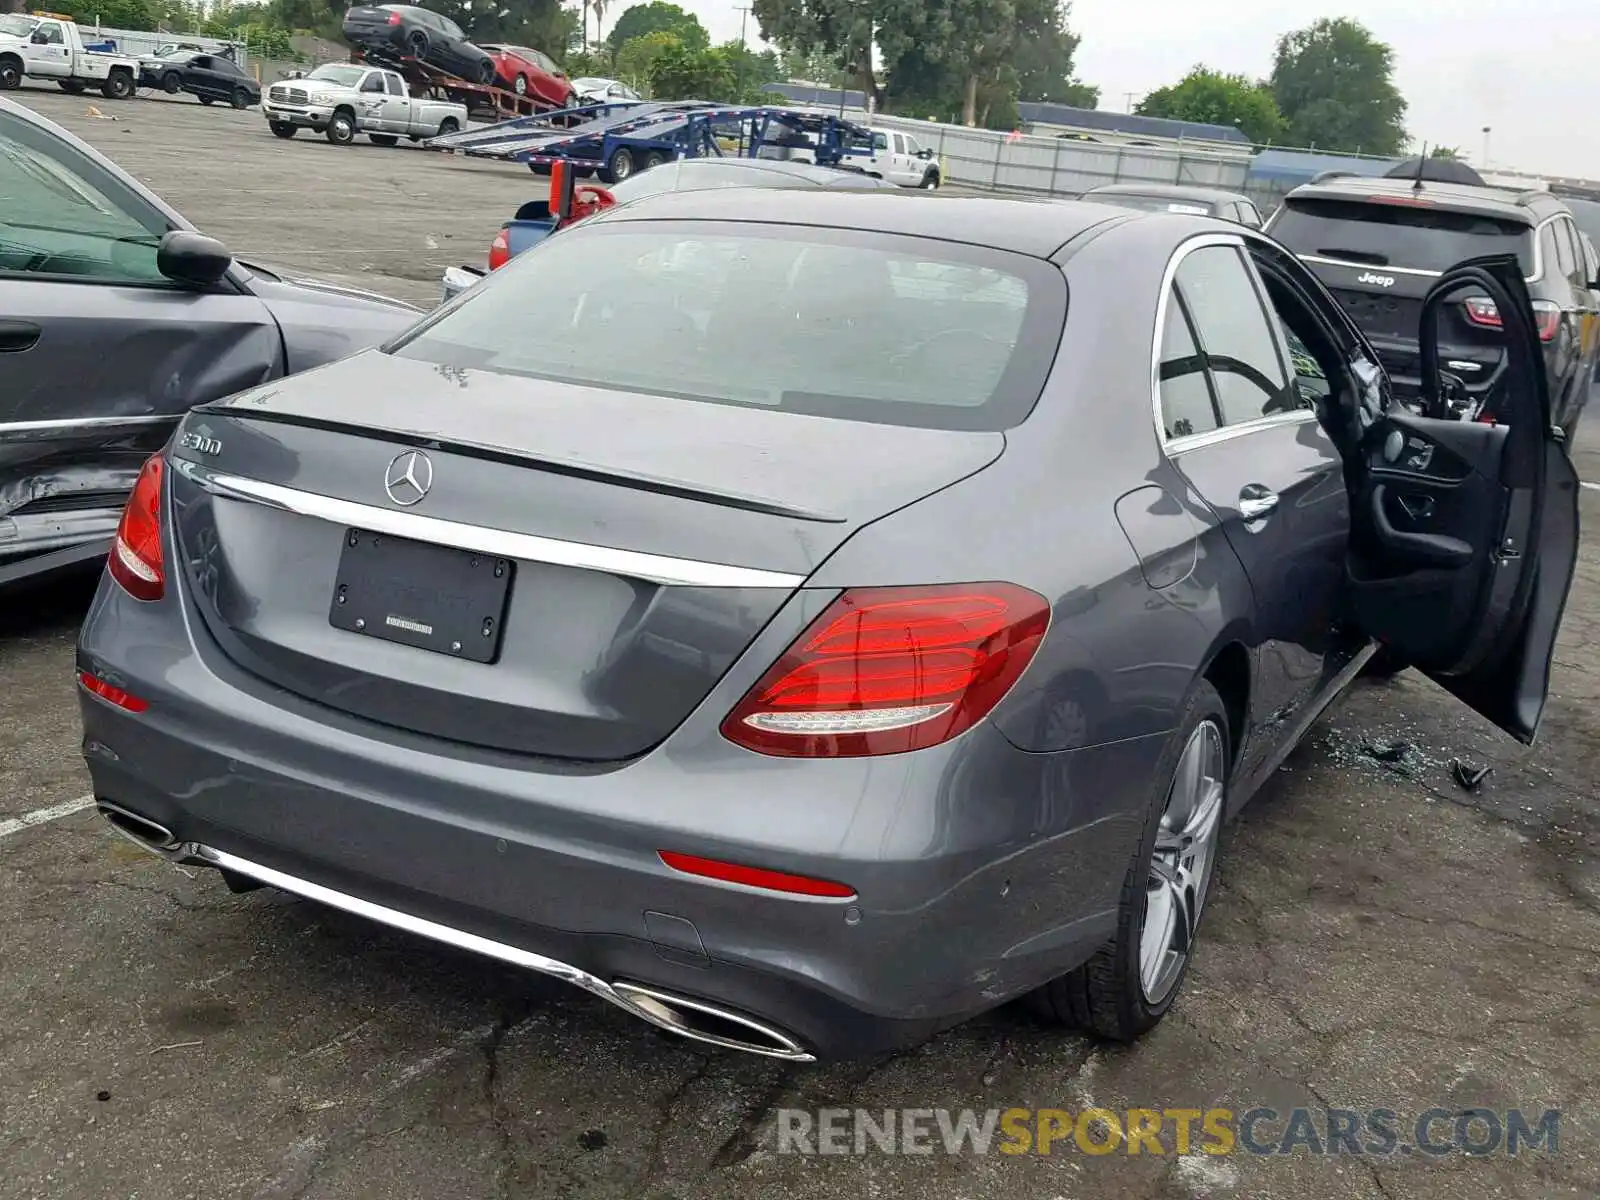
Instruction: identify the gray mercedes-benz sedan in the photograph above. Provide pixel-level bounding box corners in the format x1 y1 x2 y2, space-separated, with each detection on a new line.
77 188 1578 1061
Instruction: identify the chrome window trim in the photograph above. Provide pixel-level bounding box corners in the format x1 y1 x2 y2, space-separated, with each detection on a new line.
1151 232 1320 455
172 458 806 590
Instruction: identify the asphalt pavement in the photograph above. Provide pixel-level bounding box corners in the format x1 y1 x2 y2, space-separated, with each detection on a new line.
1 84 1597 1200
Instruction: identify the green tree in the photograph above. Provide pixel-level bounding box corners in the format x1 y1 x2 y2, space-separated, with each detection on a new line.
752 0 935 112
55 0 155 29
614 30 680 92
1429 145 1461 160
1269 17 1407 155
647 40 736 100
1012 0 1095 107
606 1 706 55
719 37 782 101
1136 65 1285 145
778 42 841 85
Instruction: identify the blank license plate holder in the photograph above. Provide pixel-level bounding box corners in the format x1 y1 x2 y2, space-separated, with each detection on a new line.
329 529 513 664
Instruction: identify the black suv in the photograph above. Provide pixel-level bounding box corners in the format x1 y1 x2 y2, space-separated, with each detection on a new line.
1266 176 1600 438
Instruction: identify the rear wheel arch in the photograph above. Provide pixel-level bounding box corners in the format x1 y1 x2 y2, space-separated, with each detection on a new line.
1200 639 1251 768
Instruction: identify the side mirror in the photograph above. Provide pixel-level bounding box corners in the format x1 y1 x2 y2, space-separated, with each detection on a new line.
157 230 233 287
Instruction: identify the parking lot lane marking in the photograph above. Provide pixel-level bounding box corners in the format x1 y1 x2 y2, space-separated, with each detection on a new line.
0 794 95 842
1583 481 1600 491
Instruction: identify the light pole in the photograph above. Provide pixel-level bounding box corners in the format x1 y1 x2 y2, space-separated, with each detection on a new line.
734 4 750 48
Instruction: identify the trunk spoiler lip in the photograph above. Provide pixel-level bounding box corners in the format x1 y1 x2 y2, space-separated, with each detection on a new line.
184 402 847 524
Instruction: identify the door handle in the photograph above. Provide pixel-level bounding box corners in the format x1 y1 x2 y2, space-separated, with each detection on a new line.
1370 486 1471 566
1238 484 1279 521
0 320 41 353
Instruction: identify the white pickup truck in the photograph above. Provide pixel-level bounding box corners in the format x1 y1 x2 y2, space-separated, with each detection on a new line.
0 14 140 99
262 63 466 146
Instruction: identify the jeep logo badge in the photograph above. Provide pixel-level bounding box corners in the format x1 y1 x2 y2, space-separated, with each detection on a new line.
1357 271 1396 288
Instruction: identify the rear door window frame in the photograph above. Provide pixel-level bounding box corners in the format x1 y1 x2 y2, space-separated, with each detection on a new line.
1152 232 1318 455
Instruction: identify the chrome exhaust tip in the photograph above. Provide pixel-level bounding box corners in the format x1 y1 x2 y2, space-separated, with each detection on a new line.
96 801 182 856
610 981 815 1062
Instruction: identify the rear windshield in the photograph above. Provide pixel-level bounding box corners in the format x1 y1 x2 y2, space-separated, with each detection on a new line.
1271 196 1535 274
393 223 1065 431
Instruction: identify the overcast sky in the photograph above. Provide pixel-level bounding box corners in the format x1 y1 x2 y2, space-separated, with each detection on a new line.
656 0 1599 180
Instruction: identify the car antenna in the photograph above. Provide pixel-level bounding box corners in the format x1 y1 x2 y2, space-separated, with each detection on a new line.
1413 142 1427 193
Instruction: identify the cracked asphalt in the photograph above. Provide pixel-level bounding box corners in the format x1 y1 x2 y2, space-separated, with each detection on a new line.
3 86 1599 1200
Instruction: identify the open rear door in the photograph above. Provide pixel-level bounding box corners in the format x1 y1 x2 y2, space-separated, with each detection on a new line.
1346 254 1580 743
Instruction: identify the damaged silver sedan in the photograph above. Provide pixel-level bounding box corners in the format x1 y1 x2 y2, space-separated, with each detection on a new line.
0 96 418 588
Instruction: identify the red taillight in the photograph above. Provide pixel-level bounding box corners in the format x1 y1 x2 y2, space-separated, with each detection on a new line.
720 583 1050 758
487 227 511 271
1461 295 1560 342
108 455 164 602
386 10 402 22
1532 301 1560 342
78 670 148 713
657 851 856 898
1462 295 1502 329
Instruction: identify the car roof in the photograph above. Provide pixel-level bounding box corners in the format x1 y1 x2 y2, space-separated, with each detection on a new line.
594 187 1131 257
1284 174 1555 221
1084 183 1249 205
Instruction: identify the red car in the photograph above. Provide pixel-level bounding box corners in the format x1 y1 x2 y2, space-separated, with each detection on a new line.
478 44 574 106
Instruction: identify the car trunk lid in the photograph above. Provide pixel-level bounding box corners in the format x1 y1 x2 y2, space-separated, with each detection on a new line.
168 350 1005 761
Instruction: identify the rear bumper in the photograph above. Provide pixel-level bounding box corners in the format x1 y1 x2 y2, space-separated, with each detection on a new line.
76 567 1148 1059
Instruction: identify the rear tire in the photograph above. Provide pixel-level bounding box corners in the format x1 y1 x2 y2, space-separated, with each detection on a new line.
198 95 214 105
601 145 634 183
1031 680 1230 1041
369 133 399 146
513 73 527 95
0 59 20 91
102 70 134 100
269 121 297 138
325 109 356 144
436 116 460 137
478 59 496 85
406 30 430 61
639 150 665 171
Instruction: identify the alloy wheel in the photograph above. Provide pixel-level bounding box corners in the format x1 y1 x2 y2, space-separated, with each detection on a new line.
1138 719 1224 1004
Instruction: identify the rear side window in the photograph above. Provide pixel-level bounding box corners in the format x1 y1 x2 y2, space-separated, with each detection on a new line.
1173 245 1291 426
394 224 1067 431
1271 197 1535 275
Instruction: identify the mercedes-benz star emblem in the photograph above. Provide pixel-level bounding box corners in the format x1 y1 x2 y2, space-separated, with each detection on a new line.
384 449 434 507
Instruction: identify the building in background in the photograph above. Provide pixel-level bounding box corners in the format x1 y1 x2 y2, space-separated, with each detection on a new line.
1017 102 1251 153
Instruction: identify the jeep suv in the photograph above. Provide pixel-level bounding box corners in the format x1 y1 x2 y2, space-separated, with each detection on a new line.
1265 177 1600 437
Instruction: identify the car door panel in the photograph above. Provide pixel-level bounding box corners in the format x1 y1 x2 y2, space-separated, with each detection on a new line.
1156 239 1349 778
1348 255 1579 742
0 279 282 574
